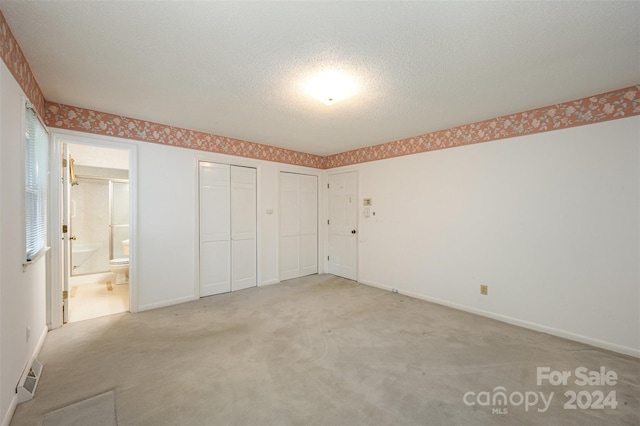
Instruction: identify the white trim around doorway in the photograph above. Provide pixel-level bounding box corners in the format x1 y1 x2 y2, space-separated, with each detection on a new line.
49 129 138 329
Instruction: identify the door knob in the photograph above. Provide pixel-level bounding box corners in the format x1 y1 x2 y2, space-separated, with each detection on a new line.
351 230 357 234
70 236 77 240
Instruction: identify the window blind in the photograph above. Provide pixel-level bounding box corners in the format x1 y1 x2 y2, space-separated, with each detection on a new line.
25 104 49 261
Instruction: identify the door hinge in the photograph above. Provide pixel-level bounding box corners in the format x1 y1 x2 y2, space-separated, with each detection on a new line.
327 256 329 261
62 224 68 234
327 183 330 189
62 158 67 168
62 290 68 300
327 220 330 225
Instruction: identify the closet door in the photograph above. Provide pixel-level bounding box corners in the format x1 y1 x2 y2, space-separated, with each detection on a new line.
199 162 231 296
279 173 300 281
279 172 317 281
231 166 257 291
298 174 318 277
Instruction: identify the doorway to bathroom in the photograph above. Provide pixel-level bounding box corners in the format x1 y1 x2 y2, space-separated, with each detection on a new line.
62 143 131 323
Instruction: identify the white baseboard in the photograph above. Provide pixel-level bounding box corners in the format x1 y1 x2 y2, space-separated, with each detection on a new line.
358 279 640 358
137 295 198 312
34 326 47 363
1 396 17 426
261 279 280 286
357 279 393 292
2 325 49 426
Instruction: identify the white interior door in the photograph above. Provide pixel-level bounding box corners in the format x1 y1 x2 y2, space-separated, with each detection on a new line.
279 172 317 281
328 172 357 280
231 166 257 291
199 162 231 296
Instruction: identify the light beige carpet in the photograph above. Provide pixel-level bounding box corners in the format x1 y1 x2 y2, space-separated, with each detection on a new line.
41 391 116 426
10 275 640 425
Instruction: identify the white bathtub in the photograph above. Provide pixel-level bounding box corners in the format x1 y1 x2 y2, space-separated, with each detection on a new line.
72 242 101 269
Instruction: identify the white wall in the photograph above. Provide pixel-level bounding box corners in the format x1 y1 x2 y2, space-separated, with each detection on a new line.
135 144 323 309
328 116 640 356
0 62 48 425
134 141 196 310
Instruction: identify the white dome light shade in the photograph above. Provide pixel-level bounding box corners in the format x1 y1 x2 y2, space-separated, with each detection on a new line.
303 70 359 105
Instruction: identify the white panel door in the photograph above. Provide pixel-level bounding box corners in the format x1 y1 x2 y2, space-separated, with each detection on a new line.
328 172 357 280
231 166 257 291
299 175 318 277
279 172 300 280
199 162 231 296
279 172 318 280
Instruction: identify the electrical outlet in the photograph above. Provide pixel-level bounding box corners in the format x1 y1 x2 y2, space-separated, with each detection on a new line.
480 285 488 295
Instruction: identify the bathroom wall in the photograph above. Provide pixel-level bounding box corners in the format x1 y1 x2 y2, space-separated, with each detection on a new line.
69 165 129 275
111 180 129 259
70 177 110 274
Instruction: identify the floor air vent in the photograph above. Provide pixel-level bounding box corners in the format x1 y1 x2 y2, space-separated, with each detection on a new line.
16 358 43 403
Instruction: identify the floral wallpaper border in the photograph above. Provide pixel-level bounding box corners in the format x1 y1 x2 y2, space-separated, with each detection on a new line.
0 10 45 118
44 102 325 168
322 85 640 169
46 85 640 170
45 85 640 170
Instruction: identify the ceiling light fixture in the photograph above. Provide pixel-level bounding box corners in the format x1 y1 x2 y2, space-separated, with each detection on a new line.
303 70 358 106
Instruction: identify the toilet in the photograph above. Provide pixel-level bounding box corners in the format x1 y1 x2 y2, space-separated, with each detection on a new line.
108 239 129 284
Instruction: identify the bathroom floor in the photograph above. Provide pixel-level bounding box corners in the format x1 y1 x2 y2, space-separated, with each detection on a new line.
69 278 129 323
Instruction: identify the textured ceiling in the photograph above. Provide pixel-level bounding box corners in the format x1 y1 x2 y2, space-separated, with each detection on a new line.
1 1 638 156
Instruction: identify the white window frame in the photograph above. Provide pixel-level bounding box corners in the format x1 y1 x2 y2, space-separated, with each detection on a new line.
24 99 49 264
